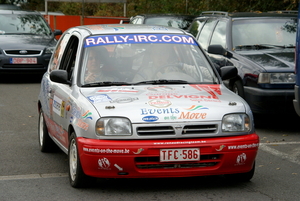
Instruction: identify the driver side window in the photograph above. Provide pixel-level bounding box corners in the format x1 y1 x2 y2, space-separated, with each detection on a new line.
59 36 79 81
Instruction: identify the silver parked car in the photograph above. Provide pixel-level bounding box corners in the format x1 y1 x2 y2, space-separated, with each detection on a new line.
38 24 259 188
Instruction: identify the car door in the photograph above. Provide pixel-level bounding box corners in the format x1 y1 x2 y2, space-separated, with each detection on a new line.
48 34 80 148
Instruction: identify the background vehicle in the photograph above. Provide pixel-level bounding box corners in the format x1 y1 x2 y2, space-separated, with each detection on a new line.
0 9 62 76
189 11 297 114
38 24 259 188
0 4 21 10
122 13 196 30
294 6 300 116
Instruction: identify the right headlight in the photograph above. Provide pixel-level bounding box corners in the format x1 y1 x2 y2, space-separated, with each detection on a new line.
258 73 295 84
222 113 250 132
96 117 132 136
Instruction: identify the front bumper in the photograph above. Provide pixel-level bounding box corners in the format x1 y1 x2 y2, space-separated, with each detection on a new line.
77 134 259 178
0 54 50 74
244 86 294 114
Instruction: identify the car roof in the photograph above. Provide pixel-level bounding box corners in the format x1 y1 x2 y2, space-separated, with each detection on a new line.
135 13 197 18
71 24 188 35
200 11 298 18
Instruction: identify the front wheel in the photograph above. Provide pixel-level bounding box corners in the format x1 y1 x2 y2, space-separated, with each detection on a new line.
69 132 95 188
232 80 244 98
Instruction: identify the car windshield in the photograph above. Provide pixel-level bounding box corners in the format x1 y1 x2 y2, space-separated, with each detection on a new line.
144 16 194 30
232 18 297 49
80 34 218 86
0 13 52 35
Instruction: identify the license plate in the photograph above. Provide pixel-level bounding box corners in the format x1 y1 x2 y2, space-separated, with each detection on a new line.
10 58 37 64
160 148 200 162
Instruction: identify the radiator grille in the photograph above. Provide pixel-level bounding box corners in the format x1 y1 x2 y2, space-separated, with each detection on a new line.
135 154 221 169
4 50 42 55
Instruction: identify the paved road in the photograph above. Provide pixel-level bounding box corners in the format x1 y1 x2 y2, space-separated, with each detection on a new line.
0 75 299 201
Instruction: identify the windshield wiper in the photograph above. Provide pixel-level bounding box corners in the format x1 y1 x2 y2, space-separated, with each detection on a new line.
134 79 189 85
235 44 294 50
257 44 295 48
81 81 129 87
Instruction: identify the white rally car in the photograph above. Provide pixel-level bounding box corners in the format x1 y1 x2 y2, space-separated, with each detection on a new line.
38 24 259 188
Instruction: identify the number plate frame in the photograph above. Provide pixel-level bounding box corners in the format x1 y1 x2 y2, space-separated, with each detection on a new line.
160 148 200 162
10 58 37 64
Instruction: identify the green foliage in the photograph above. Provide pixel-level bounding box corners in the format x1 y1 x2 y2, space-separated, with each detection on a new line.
24 0 299 16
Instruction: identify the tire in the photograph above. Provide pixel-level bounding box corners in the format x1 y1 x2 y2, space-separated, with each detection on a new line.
68 132 95 188
225 162 255 182
232 80 244 98
38 110 56 152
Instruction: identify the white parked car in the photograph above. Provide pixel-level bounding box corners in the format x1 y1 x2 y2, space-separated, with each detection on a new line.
38 24 259 188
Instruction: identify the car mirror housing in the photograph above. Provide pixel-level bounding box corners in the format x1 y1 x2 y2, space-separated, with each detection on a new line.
54 29 63 36
50 70 70 85
207 44 233 58
220 66 238 80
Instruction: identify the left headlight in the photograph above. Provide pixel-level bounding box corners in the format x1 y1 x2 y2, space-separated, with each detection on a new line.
258 73 295 84
96 117 132 136
222 114 250 132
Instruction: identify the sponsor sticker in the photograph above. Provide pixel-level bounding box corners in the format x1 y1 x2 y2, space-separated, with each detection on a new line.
142 115 159 122
87 94 112 104
85 34 196 47
235 153 247 166
148 99 172 108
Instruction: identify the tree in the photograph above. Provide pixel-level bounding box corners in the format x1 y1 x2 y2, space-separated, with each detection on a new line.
21 0 299 16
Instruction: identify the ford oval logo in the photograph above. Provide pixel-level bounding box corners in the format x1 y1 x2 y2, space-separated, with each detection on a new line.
142 116 159 122
19 50 28 54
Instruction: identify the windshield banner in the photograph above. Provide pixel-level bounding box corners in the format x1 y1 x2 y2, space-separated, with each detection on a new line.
84 34 196 47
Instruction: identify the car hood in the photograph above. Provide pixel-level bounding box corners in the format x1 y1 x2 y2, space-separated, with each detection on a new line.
0 34 56 49
236 49 294 70
80 84 246 123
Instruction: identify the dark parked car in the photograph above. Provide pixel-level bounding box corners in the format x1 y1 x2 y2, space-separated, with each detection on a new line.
294 8 300 116
189 11 297 114
0 4 21 10
123 14 197 30
0 9 62 75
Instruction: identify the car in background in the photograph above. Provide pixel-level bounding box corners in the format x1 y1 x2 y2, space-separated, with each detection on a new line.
122 14 196 30
189 11 297 114
0 9 62 76
0 4 21 10
38 11 65 16
294 7 300 116
38 24 259 188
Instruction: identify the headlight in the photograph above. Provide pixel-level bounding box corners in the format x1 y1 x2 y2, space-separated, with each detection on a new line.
258 73 295 84
222 114 250 132
96 117 132 136
44 47 55 54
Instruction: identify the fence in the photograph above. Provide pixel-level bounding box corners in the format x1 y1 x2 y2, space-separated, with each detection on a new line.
44 15 129 36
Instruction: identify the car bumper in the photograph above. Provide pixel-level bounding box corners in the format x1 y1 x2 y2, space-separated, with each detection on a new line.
0 55 50 74
244 86 294 114
76 134 259 178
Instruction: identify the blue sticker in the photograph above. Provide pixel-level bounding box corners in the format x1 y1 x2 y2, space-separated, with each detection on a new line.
142 115 159 122
87 94 112 104
85 34 196 47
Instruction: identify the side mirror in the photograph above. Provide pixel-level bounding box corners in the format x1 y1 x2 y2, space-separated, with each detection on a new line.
207 44 233 58
220 66 238 80
54 29 63 36
50 70 70 85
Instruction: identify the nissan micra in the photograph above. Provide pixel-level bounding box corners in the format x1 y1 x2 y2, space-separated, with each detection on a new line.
37 24 259 188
